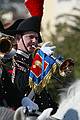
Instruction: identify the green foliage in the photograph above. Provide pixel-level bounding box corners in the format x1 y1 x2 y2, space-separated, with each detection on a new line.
55 31 80 79
44 9 80 103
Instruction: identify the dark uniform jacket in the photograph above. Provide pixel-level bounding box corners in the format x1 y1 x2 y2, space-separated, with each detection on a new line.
0 49 58 113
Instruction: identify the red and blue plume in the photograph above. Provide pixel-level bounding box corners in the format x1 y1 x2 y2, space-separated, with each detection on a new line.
25 0 44 16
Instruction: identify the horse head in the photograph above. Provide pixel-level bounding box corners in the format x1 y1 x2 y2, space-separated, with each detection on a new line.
51 80 80 120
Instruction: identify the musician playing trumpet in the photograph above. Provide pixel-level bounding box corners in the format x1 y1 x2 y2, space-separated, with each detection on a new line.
0 0 74 113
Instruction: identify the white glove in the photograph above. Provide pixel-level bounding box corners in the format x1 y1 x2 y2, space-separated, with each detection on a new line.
21 97 39 112
40 42 56 56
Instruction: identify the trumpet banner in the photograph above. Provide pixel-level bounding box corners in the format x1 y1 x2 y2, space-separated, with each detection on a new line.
29 49 56 93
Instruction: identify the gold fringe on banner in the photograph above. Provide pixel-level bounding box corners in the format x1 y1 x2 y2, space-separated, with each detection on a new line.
29 63 57 94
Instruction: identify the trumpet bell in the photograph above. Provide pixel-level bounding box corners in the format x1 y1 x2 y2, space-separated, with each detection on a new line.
59 58 74 77
0 36 13 58
0 38 12 53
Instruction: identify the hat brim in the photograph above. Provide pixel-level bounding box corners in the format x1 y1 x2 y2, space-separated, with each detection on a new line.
0 21 5 33
3 19 24 36
3 30 17 36
1 17 42 43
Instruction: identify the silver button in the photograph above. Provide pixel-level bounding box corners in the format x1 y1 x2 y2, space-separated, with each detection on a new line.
41 103 43 105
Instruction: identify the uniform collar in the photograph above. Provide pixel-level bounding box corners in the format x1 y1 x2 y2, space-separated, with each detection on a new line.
16 49 31 59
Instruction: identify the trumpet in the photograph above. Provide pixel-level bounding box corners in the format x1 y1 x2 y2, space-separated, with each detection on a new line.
59 58 74 76
51 56 74 77
0 33 14 58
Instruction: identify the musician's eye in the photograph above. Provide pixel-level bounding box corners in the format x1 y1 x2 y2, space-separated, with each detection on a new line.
28 35 39 40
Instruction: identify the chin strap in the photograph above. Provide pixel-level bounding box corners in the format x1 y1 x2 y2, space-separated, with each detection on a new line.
21 36 29 52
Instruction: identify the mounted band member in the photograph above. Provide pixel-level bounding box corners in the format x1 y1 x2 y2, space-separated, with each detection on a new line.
0 0 74 114
0 0 58 113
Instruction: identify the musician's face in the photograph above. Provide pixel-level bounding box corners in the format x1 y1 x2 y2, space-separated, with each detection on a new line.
17 32 39 53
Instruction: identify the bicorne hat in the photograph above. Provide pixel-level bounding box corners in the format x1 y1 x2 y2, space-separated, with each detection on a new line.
16 16 42 43
4 19 24 36
0 21 4 32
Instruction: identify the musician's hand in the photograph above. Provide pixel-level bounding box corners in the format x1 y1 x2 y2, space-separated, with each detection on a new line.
21 97 39 112
40 42 56 56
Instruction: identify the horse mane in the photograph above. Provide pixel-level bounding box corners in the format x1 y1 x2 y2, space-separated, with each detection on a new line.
0 107 15 120
59 79 80 103
52 79 80 120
